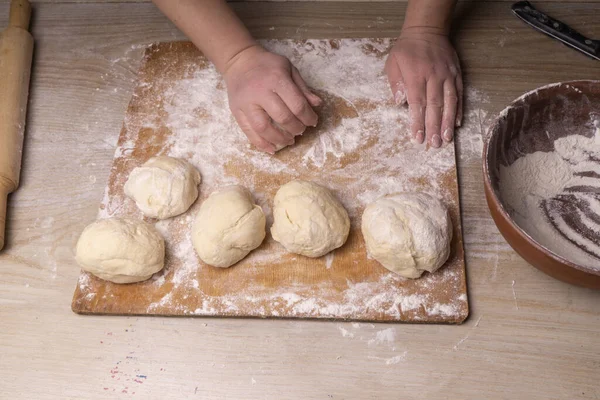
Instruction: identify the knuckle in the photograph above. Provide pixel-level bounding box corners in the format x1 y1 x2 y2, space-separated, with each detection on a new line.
247 136 262 147
417 64 435 76
427 99 444 108
243 130 267 149
427 119 441 129
445 94 459 104
275 110 296 124
406 88 427 105
408 97 426 106
248 79 266 92
250 117 269 134
272 135 288 146
276 76 293 89
290 100 309 116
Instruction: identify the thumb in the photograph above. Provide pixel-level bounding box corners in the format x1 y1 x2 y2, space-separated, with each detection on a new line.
386 64 407 106
291 67 322 107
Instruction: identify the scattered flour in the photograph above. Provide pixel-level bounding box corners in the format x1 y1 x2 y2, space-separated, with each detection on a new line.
368 328 396 346
385 352 408 365
324 252 335 269
338 326 355 338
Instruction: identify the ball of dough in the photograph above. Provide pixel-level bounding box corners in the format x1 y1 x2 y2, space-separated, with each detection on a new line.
271 180 350 257
192 185 266 268
124 156 201 219
75 218 165 283
362 193 452 279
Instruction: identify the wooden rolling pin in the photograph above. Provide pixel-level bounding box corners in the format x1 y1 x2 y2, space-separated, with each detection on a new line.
0 0 34 251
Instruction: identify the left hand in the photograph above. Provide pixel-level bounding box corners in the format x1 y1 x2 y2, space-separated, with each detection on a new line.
384 29 463 148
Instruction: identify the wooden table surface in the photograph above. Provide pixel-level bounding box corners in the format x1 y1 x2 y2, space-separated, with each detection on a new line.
1 1 599 399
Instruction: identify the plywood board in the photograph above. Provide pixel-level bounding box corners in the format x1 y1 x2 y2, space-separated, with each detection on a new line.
72 39 469 323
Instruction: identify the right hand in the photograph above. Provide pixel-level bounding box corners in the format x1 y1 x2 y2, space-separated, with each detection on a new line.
384 29 463 148
223 45 322 154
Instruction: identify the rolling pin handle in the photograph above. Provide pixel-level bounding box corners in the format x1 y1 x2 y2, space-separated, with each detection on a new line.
9 0 31 30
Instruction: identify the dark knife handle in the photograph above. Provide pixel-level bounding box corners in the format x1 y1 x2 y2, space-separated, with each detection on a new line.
512 1 599 59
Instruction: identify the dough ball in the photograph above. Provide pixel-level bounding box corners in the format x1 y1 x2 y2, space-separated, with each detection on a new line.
192 185 266 268
124 156 201 219
361 193 452 279
75 218 165 283
271 180 350 257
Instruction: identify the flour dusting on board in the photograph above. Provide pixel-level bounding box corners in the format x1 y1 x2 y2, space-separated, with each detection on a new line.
74 40 469 322
157 39 455 218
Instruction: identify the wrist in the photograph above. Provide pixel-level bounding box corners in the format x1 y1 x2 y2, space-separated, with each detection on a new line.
400 26 449 37
402 0 456 36
221 42 264 78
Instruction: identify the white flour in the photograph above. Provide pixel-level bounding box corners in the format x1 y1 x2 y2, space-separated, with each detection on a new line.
500 152 572 212
499 123 600 268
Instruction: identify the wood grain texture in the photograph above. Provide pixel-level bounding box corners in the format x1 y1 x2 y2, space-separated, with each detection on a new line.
0 2 599 399
70 40 468 323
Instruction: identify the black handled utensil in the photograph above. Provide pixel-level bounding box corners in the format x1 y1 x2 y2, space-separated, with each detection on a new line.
512 1 600 61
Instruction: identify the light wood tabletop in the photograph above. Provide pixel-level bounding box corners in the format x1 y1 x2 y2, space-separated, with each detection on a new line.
1 1 599 399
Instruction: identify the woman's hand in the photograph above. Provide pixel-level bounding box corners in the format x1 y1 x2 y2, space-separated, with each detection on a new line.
385 29 463 148
223 45 322 154
152 0 322 153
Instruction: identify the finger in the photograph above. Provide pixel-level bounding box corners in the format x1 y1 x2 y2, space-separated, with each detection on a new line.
425 79 445 148
407 80 427 144
262 93 306 137
441 79 458 143
455 72 464 127
275 77 318 130
291 67 322 108
236 110 276 154
385 61 407 105
245 104 295 149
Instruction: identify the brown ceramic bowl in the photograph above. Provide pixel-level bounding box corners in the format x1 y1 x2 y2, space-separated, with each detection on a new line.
483 80 600 288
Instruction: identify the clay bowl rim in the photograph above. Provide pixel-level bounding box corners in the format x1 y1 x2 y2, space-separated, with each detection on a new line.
482 79 600 277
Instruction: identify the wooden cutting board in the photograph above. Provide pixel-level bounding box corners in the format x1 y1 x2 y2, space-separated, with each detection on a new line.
72 39 469 323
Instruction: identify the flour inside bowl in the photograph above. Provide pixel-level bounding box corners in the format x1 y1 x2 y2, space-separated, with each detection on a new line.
499 122 600 269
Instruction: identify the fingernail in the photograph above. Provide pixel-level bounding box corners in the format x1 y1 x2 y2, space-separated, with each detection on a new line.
442 128 453 142
394 90 407 105
295 127 306 136
455 116 462 127
431 135 442 148
415 130 425 144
